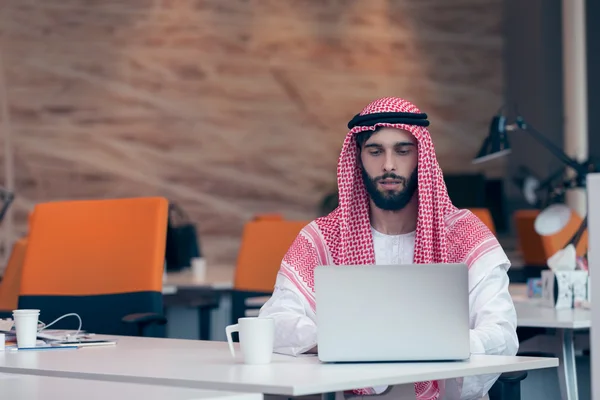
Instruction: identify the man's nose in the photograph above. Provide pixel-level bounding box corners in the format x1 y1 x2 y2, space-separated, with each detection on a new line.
383 152 395 172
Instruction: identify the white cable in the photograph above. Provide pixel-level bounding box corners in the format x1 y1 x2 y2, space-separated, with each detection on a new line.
37 313 82 338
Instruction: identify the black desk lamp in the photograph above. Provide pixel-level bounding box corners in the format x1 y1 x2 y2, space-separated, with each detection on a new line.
474 109 593 265
472 111 595 189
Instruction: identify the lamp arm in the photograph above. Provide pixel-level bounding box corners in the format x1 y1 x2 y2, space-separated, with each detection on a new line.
0 188 14 222
567 216 587 248
538 166 566 189
515 117 587 175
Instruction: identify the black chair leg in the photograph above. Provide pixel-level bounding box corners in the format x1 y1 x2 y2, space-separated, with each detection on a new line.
198 307 211 340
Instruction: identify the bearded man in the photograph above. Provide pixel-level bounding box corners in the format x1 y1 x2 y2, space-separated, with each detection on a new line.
259 97 518 400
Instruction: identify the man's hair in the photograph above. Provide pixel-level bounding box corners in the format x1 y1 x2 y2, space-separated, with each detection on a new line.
355 128 380 150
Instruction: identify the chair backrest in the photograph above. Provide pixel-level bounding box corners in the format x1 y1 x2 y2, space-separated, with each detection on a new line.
0 238 28 312
468 208 496 235
18 197 168 335
537 208 588 260
513 209 547 266
253 213 283 221
234 218 308 293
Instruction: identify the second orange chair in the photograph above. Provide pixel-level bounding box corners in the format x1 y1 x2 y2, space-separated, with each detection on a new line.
231 215 308 322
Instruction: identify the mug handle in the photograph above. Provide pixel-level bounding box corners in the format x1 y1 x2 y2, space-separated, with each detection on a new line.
225 323 239 357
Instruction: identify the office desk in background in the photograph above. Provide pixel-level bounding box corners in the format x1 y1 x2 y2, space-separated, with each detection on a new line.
0 335 558 398
163 265 235 341
163 264 235 292
0 373 263 400
510 283 589 400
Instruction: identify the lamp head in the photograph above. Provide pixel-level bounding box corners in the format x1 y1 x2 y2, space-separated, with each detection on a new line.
513 166 541 206
534 203 573 236
472 115 512 164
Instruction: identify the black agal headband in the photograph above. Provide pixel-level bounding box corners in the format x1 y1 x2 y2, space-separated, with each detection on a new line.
347 111 430 129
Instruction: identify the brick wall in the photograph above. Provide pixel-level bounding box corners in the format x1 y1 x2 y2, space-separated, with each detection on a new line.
0 0 504 265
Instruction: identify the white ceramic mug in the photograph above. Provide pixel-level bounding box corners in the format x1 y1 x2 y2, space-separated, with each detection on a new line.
225 317 274 365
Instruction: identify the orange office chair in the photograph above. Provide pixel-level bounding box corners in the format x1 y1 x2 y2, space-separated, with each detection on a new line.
234 218 308 293
230 216 308 322
513 210 547 266
18 197 169 337
535 206 588 260
468 208 496 235
0 238 28 317
252 213 283 221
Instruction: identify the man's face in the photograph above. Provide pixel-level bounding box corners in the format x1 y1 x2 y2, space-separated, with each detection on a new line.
359 128 418 211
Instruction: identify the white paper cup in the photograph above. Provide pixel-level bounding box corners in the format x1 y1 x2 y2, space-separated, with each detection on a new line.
191 257 206 280
12 309 40 348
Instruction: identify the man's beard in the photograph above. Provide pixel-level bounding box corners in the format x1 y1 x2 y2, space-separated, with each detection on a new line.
361 166 418 211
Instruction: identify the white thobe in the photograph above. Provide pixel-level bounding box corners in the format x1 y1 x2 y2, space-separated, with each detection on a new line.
258 227 519 400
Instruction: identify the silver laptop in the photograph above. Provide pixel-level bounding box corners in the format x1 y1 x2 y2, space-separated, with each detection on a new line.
314 263 470 363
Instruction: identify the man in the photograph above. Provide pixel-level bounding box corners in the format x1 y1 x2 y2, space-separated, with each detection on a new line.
259 97 519 400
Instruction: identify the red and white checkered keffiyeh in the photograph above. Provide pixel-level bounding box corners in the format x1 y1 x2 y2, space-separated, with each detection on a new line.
280 97 500 400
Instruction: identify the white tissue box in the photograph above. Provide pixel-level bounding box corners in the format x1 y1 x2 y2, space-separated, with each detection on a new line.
541 270 588 309
588 278 591 303
572 271 589 307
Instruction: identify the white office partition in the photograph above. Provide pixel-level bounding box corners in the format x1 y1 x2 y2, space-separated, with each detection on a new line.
587 173 600 399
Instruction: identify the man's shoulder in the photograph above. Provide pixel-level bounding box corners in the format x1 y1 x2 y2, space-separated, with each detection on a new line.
444 207 510 265
444 208 496 235
313 211 340 233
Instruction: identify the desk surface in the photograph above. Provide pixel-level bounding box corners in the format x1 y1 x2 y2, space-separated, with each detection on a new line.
0 373 262 400
0 336 558 396
509 283 591 329
514 300 591 329
164 265 235 292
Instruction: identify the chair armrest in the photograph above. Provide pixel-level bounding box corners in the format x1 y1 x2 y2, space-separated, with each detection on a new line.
122 312 167 326
497 371 528 383
489 371 529 400
122 312 167 337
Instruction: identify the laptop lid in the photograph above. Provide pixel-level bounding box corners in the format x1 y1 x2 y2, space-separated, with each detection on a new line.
314 263 470 363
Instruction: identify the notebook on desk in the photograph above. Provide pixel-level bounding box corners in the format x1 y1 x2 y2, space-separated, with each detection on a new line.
314 263 470 363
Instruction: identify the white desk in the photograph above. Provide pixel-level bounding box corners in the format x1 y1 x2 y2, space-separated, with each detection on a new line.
0 372 262 400
163 265 235 292
0 336 557 397
512 289 590 400
515 300 590 329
